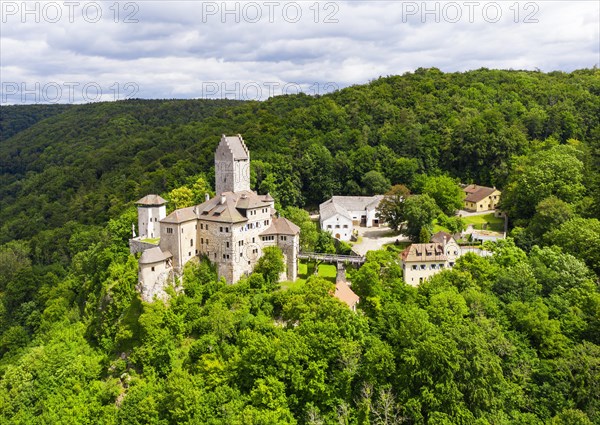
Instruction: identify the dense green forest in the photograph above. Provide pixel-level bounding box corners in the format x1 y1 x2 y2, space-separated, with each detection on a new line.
0 68 599 423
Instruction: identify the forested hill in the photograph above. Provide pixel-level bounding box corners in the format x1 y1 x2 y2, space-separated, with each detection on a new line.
1 68 599 243
1 69 600 424
0 103 73 142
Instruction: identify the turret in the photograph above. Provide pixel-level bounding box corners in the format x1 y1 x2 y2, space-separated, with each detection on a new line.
136 194 167 239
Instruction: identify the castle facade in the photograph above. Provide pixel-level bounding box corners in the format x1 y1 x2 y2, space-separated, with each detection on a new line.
132 134 300 301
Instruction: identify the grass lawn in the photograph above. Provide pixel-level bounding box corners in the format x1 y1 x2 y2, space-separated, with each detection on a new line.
384 241 411 253
432 223 450 233
433 213 504 234
141 238 160 244
287 260 338 287
462 213 504 232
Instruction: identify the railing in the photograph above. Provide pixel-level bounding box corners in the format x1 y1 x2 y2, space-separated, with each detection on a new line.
299 252 366 265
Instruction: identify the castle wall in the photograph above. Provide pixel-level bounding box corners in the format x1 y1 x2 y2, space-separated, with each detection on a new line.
160 219 197 271
129 238 158 255
138 260 173 302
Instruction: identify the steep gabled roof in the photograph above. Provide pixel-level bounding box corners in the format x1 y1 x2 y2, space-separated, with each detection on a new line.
196 192 247 223
136 194 167 206
160 190 273 225
334 281 360 309
222 134 249 160
430 231 456 244
139 247 172 264
236 192 272 210
161 206 197 224
260 217 300 236
331 195 383 212
401 243 447 263
319 199 353 221
463 184 498 203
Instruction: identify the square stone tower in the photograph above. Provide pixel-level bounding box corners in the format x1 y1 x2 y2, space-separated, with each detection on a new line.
215 134 250 195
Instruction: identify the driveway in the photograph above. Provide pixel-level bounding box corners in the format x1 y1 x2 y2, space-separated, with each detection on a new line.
456 209 496 217
351 226 410 256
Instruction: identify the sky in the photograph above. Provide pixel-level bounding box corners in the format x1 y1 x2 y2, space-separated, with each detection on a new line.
1 0 599 104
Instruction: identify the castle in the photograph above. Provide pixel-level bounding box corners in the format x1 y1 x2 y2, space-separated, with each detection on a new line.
132 134 300 301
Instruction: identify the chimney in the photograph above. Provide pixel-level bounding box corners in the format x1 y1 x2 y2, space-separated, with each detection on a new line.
220 193 226 205
205 193 210 202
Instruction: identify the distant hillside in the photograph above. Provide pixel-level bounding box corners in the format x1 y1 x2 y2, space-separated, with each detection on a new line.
0 104 73 142
1 68 599 243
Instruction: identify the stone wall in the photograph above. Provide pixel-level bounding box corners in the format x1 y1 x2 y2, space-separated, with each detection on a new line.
129 238 158 255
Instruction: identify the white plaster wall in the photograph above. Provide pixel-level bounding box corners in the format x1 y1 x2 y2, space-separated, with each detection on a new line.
321 215 353 241
138 205 166 239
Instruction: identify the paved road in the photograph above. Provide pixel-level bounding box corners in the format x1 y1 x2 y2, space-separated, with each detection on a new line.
351 226 410 256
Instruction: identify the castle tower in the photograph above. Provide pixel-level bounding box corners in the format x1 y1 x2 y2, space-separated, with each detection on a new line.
215 134 250 195
136 194 167 239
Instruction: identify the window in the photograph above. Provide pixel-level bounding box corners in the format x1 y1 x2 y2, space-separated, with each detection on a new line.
343 225 348 228
420 265 426 270
200 223 204 229
226 227 229 233
240 252 243 257
281 236 287 241
206 224 208 230
188 252 191 256
252 237 255 243
238 240 244 246
439 264 444 268
195 250 198 254
412 265 417 270
166 227 173 234
151 266 155 271
335 225 340 228
190 239 193 246
201 238 204 244
226 242 230 248
327 225 332 229
220 226 223 232
431 264 437 270
182 228 184 233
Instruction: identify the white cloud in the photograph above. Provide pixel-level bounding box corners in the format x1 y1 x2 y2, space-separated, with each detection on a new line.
1 0 598 103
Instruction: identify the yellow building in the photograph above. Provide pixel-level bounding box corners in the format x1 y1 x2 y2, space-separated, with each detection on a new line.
463 184 501 212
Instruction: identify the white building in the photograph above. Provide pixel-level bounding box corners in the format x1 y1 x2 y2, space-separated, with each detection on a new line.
136 194 167 239
319 195 383 241
400 232 462 286
133 134 300 301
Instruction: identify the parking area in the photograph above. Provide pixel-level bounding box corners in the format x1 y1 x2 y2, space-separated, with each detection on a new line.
351 226 410 256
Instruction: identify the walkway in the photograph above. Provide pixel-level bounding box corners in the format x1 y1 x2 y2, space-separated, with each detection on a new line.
298 252 366 265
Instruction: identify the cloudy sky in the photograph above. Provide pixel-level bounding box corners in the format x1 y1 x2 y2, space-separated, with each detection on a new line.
1 0 598 104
